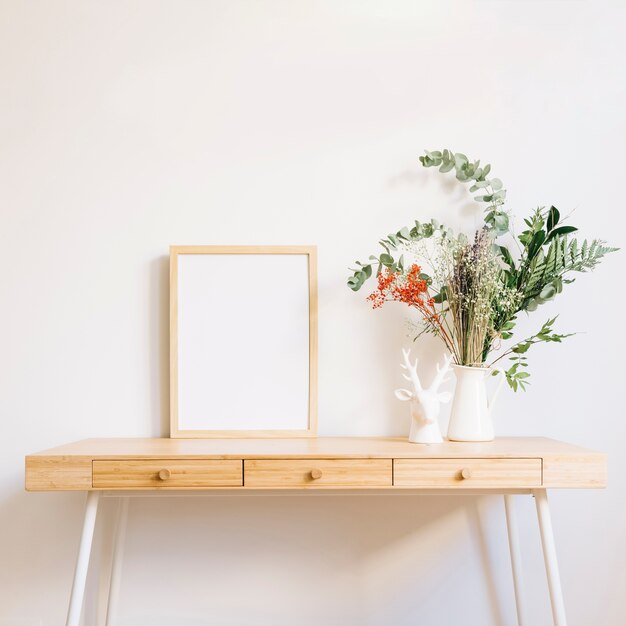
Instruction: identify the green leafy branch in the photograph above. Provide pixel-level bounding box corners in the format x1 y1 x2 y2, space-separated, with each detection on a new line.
512 206 617 312
419 149 509 236
490 317 575 391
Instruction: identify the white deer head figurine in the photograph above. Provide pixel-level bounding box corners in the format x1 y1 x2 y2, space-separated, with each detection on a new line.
395 348 454 444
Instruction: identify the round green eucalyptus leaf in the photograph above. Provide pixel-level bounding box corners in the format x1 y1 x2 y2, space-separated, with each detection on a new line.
539 284 557 300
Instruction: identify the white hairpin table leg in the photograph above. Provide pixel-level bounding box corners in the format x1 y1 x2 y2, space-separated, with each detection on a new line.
105 497 130 626
533 489 567 626
66 491 101 626
504 495 526 626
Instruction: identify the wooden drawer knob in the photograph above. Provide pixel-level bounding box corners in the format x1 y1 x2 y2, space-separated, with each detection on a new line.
158 468 171 481
460 468 472 480
310 468 323 480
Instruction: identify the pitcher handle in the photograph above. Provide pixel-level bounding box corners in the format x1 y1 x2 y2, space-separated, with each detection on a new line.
486 368 506 418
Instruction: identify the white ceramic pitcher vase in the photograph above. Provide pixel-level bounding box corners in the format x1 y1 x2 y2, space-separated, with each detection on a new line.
447 365 506 442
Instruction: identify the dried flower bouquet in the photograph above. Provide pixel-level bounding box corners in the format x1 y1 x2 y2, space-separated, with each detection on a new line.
348 149 617 391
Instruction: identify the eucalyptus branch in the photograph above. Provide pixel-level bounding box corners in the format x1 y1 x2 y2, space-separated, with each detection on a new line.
347 219 451 292
419 149 510 236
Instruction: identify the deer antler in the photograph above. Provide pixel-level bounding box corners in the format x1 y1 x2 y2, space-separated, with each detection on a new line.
400 348 423 395
429 353 453 392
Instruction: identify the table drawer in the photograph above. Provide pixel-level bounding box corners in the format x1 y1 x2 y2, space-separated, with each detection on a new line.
393 458 542 488
244 459 392 488
92 459 243 489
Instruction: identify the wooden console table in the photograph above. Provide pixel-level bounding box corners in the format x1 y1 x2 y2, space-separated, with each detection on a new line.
25 436 606 626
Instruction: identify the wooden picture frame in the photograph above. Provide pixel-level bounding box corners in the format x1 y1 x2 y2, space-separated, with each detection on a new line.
170 245 317 438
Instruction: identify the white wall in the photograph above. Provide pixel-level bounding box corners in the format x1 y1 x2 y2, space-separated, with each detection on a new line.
1 1 624 624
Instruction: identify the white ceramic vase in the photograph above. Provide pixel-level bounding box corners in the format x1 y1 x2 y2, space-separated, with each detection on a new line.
447 365 505 442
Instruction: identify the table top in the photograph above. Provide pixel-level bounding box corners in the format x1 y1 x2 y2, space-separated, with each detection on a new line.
26 435 600 459
25 437 606 491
